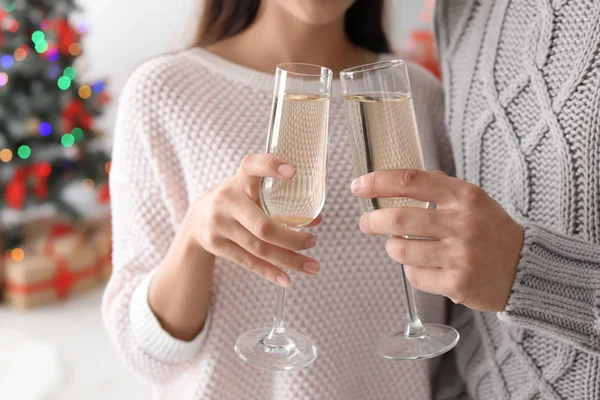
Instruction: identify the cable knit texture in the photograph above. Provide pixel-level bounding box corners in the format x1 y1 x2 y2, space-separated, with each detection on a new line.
434 1 600 399
102 48 453 399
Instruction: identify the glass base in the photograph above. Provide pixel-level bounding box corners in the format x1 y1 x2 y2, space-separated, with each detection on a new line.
375 323 459 360
235 327 317 371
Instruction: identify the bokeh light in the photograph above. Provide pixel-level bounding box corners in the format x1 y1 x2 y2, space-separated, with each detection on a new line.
76 23 88 34
0 148 12 162
38 121 52 136
46 46 59 62
79 85 92 99
72 127 84 141
68 43 82 56
58 76 71 90
82 178 95 191
11 248 25 262
63 66 77 79
35 41 49 54
31 30 45 43
48 65 61 78
91 80 105 93
0 73 8 87
61 133 75 147
4 1 15 12
14 47 27 61
17 145 31 159
7 20 19 33
105 161 112 173
1 55 14 69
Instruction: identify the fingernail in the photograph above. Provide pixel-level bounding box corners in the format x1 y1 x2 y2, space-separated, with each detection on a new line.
302 261 320 274
278 164 295 178
276 275 290 287
306 236 317 248
359 215 368 233
351 178 362 193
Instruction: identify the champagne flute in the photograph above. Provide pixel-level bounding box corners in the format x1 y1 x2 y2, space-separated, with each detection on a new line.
340 60 459 360
235 63 332 370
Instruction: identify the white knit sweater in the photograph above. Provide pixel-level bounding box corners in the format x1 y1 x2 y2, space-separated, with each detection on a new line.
102 48 452 400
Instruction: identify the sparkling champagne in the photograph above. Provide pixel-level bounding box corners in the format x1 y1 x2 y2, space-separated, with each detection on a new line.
344 94 428 212
261 93 329 228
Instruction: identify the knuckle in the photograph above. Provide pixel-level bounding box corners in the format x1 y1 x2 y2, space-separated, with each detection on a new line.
462 184 484 205
253 218 272 238
205 213 225 237
249 239 268 257
400 168 419 187
265 156 280 172
247 262 263 275
392 209 407 230
240 155 253 171
204 232 220 250
211 187 232 206
387 238 408 263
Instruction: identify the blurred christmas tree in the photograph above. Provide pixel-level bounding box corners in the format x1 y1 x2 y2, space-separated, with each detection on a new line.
0 0 110 245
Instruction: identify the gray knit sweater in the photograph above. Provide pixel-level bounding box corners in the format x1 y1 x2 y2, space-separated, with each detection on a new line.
433 1 600 399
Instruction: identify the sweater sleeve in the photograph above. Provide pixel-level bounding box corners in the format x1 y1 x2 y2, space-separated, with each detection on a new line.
102 60 210 385
499 225 600 353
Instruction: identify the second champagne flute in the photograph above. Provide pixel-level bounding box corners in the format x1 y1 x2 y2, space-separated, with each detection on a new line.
340 60 459 360
235 63 332 371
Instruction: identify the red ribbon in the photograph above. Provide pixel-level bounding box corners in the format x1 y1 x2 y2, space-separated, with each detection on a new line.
6 240 107 299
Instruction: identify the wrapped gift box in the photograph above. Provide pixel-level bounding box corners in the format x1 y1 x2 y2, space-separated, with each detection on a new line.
4 231 102 309
90 222 112 281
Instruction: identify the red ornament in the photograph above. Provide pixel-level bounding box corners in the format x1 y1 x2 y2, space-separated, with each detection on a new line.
62 99 93 132
0 10 6 47
97 183 110 204
5 168 27 209
55 19 80 55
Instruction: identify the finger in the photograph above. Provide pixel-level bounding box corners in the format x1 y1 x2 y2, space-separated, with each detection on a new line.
217 239 291 287
238 154 295 180
351 169 460 205
226 222 320 275
403 265 449 296
306 213 323 228
234 199 318 250
385 236 447 268
360 207 451 238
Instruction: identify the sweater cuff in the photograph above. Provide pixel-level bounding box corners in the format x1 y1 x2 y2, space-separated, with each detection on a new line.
499 225 600 347
129 270 211 364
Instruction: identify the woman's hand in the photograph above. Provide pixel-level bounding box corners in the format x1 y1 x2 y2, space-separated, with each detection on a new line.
351 169 524 312
187 153 321 287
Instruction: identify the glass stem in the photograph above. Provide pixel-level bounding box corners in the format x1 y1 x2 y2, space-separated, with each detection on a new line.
262 284 288 347
400 264 425 338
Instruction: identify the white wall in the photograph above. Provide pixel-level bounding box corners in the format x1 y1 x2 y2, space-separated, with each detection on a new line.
78 0 428 134
78 0 201 129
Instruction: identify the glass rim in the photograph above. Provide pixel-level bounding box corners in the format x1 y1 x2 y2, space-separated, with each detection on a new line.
340 59 406 77
277 62 333 78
